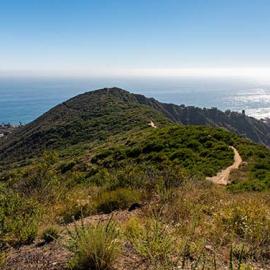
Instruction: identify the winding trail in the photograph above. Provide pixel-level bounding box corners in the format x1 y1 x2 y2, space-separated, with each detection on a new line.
206 146 242 185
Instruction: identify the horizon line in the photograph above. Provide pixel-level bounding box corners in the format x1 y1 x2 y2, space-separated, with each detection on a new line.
1 67 270 81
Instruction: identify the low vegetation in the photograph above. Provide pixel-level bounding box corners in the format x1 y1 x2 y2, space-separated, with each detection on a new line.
125 217 177 269
0 184 40 247
41 226 60 244
96 188 142 214
230 140 270 191
61 180 270 269
67 221 121 270
0 96 269 268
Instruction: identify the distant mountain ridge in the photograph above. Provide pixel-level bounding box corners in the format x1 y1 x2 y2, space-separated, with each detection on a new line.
0 87 270 163
134 92 270 146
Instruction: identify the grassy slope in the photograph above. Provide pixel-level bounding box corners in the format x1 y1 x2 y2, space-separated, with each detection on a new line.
44 124 267 192
0 88 170 164
0 125 270 269
0 88 270 268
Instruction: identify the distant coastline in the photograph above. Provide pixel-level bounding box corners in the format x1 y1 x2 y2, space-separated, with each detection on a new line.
1 77 270 124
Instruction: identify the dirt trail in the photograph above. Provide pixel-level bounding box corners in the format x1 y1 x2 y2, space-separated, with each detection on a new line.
148 121 157 128
206 146 242 185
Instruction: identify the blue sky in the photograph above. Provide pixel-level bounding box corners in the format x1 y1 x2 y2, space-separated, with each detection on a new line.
1 0 270 78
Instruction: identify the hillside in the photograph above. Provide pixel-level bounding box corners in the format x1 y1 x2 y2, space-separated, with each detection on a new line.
0 124 270 269
0 88 270 268
1 87 270 165
0 88 170 163
0 124 17 137
134 92 270 146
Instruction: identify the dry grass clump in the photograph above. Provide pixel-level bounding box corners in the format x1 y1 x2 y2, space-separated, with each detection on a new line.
215 198 270 260
0 251 6 267
125 217 178 269
41 226 60 244
132 181 270 268
67 220 121 270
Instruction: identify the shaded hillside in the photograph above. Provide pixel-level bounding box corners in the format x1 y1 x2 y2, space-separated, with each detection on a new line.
134 93 270 146
0 88 170 163
1 87 270 163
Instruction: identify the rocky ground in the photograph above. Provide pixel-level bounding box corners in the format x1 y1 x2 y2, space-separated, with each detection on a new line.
2 207 270 270
2 209 141 270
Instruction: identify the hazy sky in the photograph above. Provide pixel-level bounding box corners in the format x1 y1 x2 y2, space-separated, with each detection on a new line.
1 0 270 78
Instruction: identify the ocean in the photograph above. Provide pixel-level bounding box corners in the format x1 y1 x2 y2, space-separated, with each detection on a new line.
1 77 270 124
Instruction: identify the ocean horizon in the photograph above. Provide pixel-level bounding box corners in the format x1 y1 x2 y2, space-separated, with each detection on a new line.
1 76 270 124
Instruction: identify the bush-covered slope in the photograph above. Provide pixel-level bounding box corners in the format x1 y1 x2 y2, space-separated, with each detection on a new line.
231 138 270 191
0 88 170 163
1 87 270 165
90 125 234 177
85 125 270 191
1 88 270 269
4 125 264 193
0 124 270 269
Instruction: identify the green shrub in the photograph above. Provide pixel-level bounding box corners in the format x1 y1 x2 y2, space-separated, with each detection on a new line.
16 223 38 246
67 221 121 270
60 160 76 174
88 168 116 188
14 151 62 202
0 251 6 267
96 188 141 214
59 201 94 224
0 185 40 247
42 226 60 243
125 217 177 268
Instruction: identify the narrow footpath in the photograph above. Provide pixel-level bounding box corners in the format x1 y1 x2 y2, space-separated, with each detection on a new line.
206 146 242 185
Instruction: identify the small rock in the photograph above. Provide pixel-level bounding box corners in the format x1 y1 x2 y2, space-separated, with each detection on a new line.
205 245 213 251
128 203 142 212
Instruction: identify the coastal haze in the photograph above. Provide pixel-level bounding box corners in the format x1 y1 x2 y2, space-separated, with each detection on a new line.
1 76 270 124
